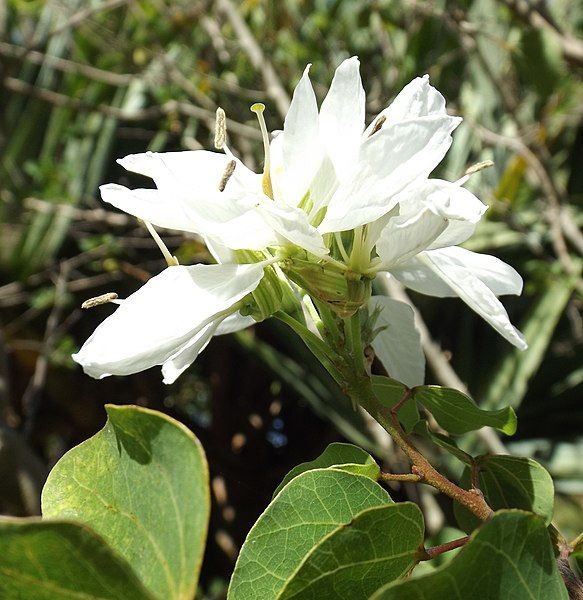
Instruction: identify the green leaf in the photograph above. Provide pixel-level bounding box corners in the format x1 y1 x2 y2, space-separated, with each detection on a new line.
412 419 473 466
372 375 420 433
228 469 391 600
371 511 568 599
454 455 555 533
414 386 517 435
273 442 380 498
42 404 210 600
0 519 155 600
277 502 424 599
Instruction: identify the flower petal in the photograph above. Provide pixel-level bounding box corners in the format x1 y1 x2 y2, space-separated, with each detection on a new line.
319 56 365 180
258 201 328 256
319 115 461 233
369 296 425 387
277 64 323 206
72 263 266 378
376 209 448 268
100 184 199 232
418 252 527 349
364 75 447 136
392 247 523 297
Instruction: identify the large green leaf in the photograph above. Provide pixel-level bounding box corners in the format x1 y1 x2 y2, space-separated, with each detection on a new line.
0 519 155 600
454 455 554 533
372 375 419 433
273 442 380 498
414 386 517 435
371 511 568 599
277 502 424 599
228 469 391 600
42 405 210 600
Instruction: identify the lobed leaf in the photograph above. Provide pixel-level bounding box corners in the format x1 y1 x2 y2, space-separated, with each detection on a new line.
414 385 517 435
454 455 554 533
0 519 155 600
272 442 380 498
371 510 568 599
42 404 210 600
228 469 391 599
277 502 424 599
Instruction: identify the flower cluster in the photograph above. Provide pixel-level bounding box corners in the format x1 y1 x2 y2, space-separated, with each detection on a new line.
73 57 526 386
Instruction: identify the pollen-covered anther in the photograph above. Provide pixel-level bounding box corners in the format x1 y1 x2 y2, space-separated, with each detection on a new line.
219 159 237 192
368 115 386 137
81 292 119 309
214 107 227 150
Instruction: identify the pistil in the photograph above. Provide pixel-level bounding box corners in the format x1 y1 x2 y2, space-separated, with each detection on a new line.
250 102 274 199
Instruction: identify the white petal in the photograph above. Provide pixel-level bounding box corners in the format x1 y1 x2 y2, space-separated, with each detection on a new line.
214 312 256 335
369 296 425 387
258 201 328 256
428 247 523 295
162 321 219 385
72 263 266 378
376 209 448 268
364 75 447 136
118 150 259 199
319 115 461 233
100 184 199 232
319 56 365 180
418 252 527 349
278 65 323 206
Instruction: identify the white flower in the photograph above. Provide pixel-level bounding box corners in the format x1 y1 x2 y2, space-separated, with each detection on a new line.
76 56 526 385
73 262 266 384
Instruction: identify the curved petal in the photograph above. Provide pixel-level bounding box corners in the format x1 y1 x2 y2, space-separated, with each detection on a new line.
100 184 199 232
364 75 447 136
418 252 527 349
369 296 425 387
118 150 259 200
162 321 219 385
391 247 524 298
319 56 365 180
319 115 461 233
376 209 448 268
72 263 266 378
276 64 323 206
258 201 328 256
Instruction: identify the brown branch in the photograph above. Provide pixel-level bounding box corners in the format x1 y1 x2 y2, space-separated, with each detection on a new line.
420 535 470 560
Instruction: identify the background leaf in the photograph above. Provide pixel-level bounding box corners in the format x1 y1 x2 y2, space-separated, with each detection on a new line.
41 405 209 600
371 511 568 600
454 455 555 533
272 442 380 498
228 469 391 599
277 502 424 599
0 518 155 600
372 375 420 433
414 386 517 435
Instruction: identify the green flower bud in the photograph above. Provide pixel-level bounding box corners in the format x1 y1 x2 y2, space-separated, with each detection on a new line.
282 259 372 318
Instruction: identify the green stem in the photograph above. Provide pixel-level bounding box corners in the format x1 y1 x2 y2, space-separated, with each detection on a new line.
274 311 343 384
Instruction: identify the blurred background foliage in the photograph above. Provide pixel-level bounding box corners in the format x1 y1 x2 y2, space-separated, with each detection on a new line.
0 0 582 595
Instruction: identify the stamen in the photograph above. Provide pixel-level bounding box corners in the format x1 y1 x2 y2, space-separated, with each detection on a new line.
334 232 350 263
81 292 119 309
368 115 386 137
455 159 494 185
214 107 227 150
250 102 274 199
218 159 237 192
143 220 179 267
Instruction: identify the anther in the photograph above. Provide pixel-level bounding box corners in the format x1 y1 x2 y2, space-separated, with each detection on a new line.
218 159 236 192
455 160 494 186
82 292 119 309
214 107 227 150
368 115 386 137
250 102 274 199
